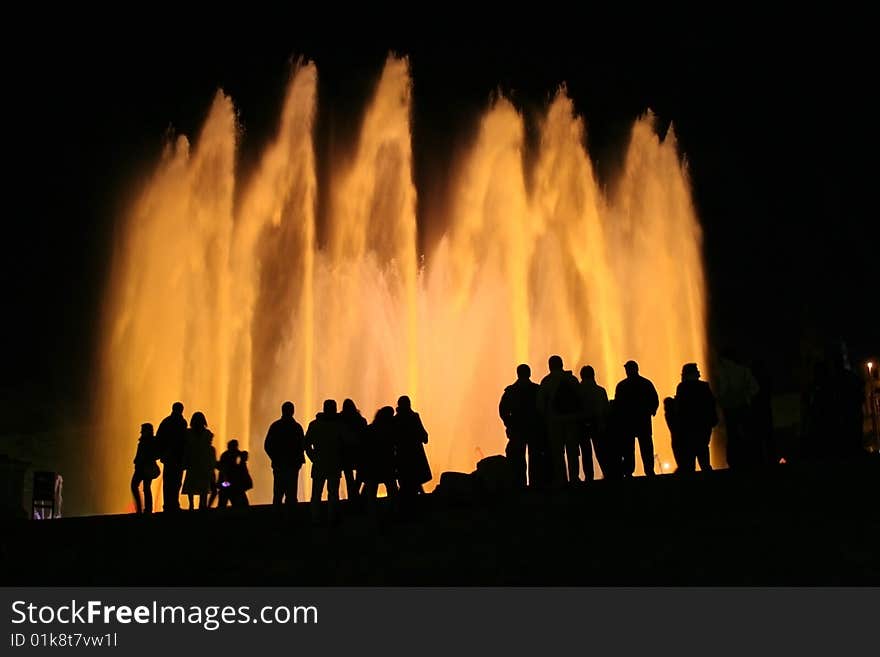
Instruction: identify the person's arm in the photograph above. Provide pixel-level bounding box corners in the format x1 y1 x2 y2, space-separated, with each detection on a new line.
416 414 428 444
305 424 317 462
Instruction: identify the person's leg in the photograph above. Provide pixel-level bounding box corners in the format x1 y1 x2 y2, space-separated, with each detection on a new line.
548 423 567 488
272 470 284 506
697 431 712 471
343 468 357 500
581 428 595 482
327 473 341 524
310 477 324 521
288 467 301 505
565 427 581 484
143 479 153 514
505 438 527 488
131 474 142 514
622 432 636 477
163 467 180 512
638 427 656 476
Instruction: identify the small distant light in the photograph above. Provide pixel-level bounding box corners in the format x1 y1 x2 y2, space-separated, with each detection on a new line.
779 457 787 465
868 361 874 373
662 462 671 471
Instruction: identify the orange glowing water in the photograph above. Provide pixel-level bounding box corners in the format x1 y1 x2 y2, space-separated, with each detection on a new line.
94 56 707 514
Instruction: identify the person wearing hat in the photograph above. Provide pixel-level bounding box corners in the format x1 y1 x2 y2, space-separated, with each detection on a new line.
674 363 718 472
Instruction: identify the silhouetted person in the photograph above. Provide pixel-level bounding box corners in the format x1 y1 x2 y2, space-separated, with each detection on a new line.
131 422 158 514
306 399 347 524
394 396 431 507
614 360 660 477
499 364 543 488
182 411 215 510
340 398 367 500
360 406 399 506
717 349 759 469
215 439 241 508
663 397 684 470
537 355 583 488
264 401 305 507
674 363 718 473
231 450 253 507
156 401 187 512
578 365 610 481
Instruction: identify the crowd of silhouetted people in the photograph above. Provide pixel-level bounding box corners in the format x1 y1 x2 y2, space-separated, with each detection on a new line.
131 395 431 521
130 347 874 518
499 356 719 489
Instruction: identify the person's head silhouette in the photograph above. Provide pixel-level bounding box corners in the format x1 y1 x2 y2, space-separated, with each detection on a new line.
397 395 412 412
322 399 337 416
190 411 207 430
581 365 595 382
682 363 700 381
374 406 395 423
342 398 357 414
172 401 184 415
140 422 154 438
227 439 239 451
624 360 639 377
516 364 531 380
281 401 295 418
548 355 563 372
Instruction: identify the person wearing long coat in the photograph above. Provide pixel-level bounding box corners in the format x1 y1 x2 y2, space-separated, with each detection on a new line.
393 396 431 496
305 399 347 523
182 411 216 510
360 406 398 503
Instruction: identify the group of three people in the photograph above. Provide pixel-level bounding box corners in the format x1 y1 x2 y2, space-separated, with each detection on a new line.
500 356 718 488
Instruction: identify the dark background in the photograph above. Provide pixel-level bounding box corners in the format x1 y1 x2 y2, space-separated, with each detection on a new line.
3 9 876 435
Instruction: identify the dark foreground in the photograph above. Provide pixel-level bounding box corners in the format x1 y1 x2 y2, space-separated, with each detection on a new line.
2 458 879 585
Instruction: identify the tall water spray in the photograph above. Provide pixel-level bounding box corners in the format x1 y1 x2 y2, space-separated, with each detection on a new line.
94 56 707 514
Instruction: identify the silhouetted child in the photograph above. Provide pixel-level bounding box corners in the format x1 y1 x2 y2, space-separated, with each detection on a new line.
231 450 253 507
215 439 241 508
131 423 158 514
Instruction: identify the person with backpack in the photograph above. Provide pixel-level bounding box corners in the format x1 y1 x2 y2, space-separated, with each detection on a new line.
536 355 583 488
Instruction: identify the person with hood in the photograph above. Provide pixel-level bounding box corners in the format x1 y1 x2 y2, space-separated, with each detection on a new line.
305 399 348 523
536 355 583 487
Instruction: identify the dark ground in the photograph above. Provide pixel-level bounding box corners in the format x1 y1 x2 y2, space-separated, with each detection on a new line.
3 458 878 586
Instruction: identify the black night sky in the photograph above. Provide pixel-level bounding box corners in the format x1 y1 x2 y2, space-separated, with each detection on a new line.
3 9 877 436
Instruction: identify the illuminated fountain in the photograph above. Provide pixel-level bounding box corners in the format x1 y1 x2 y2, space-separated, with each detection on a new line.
93 56 707 514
